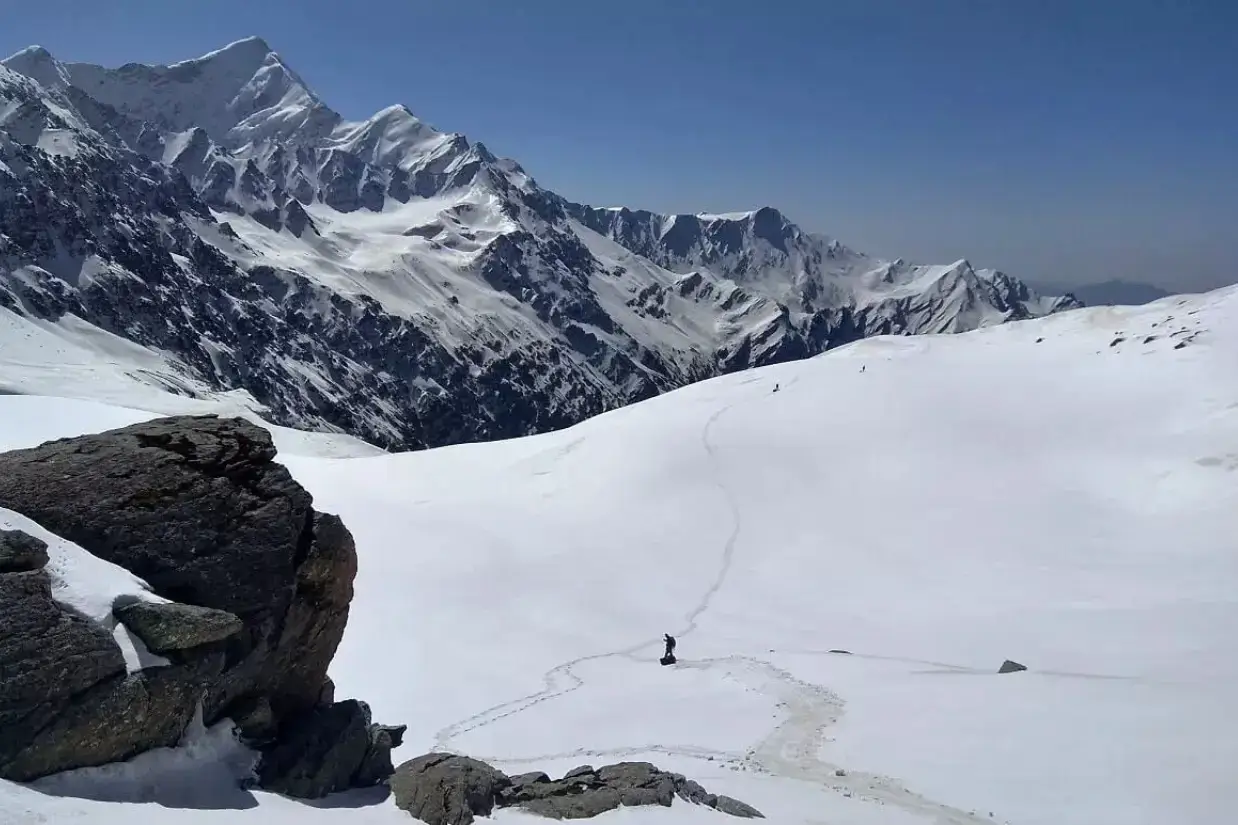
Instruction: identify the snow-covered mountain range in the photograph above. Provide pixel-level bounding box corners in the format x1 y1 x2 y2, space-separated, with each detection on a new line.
0 36 1080 449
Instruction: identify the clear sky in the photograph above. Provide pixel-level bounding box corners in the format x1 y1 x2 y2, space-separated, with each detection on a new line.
3 0 1235 290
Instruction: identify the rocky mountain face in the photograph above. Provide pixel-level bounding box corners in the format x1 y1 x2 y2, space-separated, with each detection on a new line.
0 38 1081 450
0 415 401 797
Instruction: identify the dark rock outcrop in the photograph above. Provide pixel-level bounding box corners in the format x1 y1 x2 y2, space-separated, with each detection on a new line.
354 722 408 788
0 529 48 573
998 659 1028 674
7 661 214 782
0 415 399 794
0 415 346 723
0 556 126 778
0 535 215 782
113 599 244 654
512 762 679 819
0 414 313 619
256 699 404 799
392 754 763 823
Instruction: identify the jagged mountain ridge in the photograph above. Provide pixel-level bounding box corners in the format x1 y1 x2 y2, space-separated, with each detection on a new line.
0 37 1080 449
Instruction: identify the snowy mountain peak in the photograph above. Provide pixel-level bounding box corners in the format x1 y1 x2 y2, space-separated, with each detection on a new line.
5 44 52 59
164 36 292 102
184 35 276 70
372 103 421 123
2 45 71 91
330 103 445 167
34 37 325 148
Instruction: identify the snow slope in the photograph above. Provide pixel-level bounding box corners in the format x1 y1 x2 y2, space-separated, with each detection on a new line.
1 287 1236 825
0 305 383 458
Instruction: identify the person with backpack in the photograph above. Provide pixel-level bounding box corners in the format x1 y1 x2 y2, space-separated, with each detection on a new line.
661 633 677 665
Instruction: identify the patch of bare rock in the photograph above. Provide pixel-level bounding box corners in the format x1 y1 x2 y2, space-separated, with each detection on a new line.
391 753 764 823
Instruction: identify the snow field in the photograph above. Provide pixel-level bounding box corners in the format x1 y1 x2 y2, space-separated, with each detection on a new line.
0 287 1235 824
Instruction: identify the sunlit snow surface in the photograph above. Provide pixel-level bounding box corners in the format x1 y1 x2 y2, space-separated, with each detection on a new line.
1 288 1236 825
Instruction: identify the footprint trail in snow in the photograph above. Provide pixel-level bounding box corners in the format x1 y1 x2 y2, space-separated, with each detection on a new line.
433 379 1000 824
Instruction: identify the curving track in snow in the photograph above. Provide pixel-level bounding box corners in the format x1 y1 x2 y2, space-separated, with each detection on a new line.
433 378 999 824
430 390 753 750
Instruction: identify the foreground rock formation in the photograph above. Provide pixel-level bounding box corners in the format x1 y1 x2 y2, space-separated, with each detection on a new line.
391 753 764 823
0 415 401 796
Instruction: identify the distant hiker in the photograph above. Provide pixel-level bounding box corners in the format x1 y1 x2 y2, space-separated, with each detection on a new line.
860 365 866 373
772 383 780 393
660 633 677 665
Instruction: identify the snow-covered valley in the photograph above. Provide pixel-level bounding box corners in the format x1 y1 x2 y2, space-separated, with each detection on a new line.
1 286 1235 824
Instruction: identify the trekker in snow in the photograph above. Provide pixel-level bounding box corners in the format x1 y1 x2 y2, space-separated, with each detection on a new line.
661 633 677 665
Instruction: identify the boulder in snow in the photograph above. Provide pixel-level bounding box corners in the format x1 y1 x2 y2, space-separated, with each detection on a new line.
0 415 398 793
391 754 763 823
0 415 354 722
513 761 679 818
392 753 512 825
714 795 765 818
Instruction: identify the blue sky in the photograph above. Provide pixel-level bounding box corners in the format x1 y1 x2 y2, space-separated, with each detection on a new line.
3 0 1235 289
